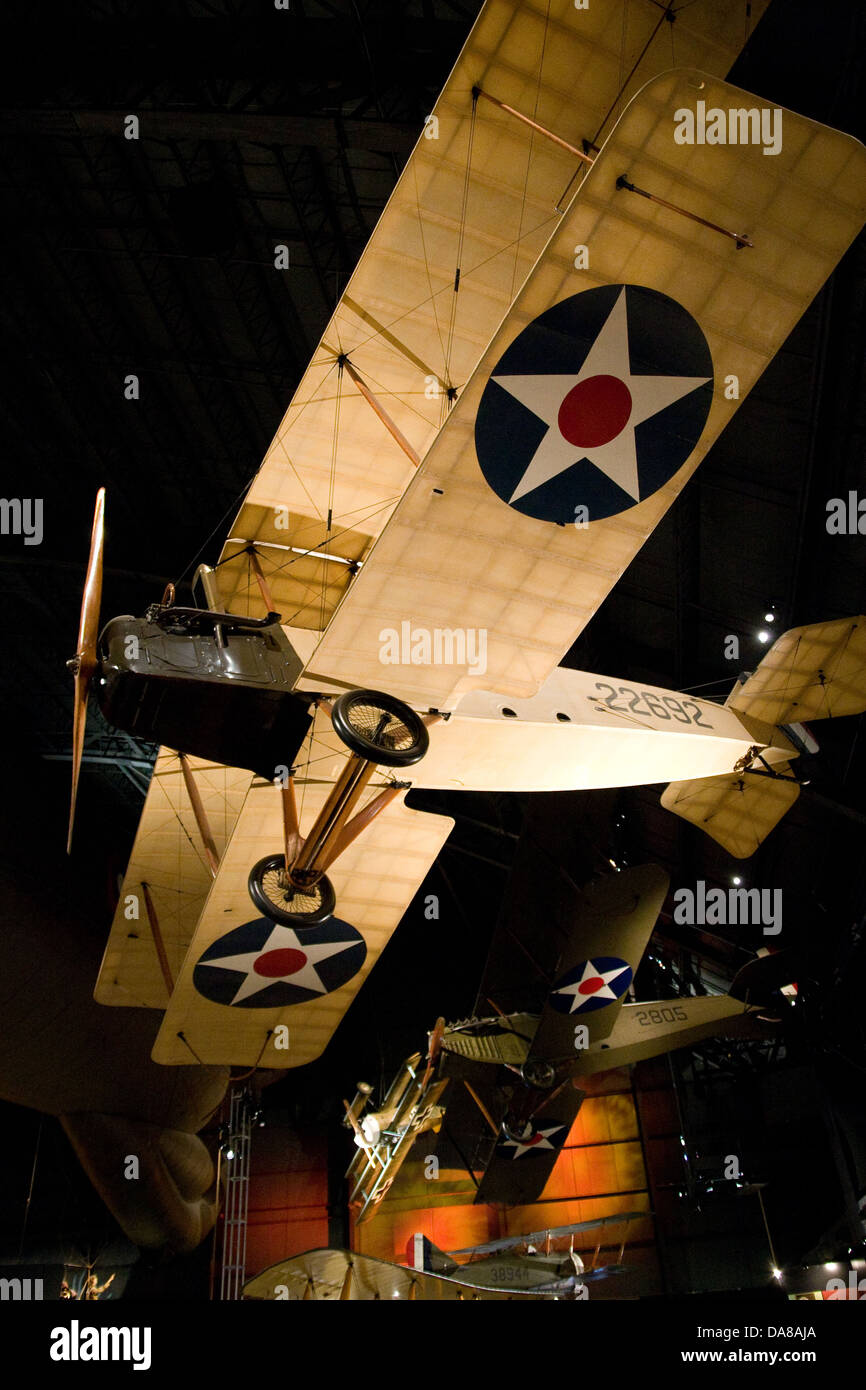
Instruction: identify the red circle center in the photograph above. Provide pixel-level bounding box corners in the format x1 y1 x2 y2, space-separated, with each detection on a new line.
253 947 307 978
578 976 605 995
558 374 632 448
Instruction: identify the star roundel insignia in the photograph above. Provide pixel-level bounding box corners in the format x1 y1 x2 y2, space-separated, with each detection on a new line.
193 917 366 1009
549 956 633 1015
474 284 713 523
499 1124 567 1159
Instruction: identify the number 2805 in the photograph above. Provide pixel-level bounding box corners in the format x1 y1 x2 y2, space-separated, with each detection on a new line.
635 1006 687 1026
590 682 714 728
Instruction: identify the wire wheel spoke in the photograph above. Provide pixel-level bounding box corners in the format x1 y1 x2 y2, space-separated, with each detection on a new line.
331 690 429 768
347 703 414 752
249 854 335 924
261 870 325 915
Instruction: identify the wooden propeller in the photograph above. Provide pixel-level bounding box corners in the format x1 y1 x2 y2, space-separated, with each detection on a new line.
420 1016 445 1090
66 488 105 853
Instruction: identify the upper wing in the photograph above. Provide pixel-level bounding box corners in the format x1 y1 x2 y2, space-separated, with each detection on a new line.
215 2 769 630
449 1209 649 1256
150 710 454 1066
304 73 866 706
95 751 253 1009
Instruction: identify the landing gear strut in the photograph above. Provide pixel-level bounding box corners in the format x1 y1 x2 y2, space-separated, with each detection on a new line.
248 690 429 928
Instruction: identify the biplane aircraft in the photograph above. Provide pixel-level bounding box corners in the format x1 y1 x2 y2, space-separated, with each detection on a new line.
344 864 786 1219
59 0 866 1246
242 1213 645 1300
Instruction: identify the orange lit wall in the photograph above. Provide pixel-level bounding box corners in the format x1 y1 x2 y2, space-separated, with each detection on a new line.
352 1066 662 1294
244 1126 329 1279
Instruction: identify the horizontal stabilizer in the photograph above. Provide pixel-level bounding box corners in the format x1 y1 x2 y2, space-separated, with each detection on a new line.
661 764 800 859
729 617 866 724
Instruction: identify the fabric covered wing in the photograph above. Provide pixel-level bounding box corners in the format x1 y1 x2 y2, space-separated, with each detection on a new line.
215 2 768 630
95 752 253 1009
243 1248 522 1301
151 712 454 1066
305 73 866 706
473 1085 585 1208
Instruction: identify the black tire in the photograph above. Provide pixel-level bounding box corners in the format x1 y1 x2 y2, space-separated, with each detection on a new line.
248 854 336 925
501 1113 536 1145
521 1058 556 1091
330 689 429 767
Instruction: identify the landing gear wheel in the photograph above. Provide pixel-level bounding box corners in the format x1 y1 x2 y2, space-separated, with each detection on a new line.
520 1058 556 1091
330 689 429 767
248 855 336 925
501 1113 536 1145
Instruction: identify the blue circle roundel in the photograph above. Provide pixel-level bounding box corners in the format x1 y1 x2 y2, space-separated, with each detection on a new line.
475 284 713 524
549 956 633 1015
193 916 366 1009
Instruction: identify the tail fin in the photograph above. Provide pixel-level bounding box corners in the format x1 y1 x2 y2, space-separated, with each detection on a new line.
407 1233 457 1276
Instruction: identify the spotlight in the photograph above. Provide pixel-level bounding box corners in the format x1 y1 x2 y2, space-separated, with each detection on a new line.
764 612 776 624
757 630 771 644
732 875 742 886
772 1267 782 1279
225 1147 235 1161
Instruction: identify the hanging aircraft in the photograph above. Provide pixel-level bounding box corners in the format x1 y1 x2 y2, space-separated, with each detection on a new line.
54 0 866 1247
408 1217 645 1295
342 1020 449 1212
343 865 790 1219
242 1212 646 1300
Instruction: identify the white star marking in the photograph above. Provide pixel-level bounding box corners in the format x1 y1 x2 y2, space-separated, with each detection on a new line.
201 922 359 1004
552 959 631 1014
492 288 710 504
500 1124 566 1159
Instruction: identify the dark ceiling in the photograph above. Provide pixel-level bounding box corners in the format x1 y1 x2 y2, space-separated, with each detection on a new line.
1 0 865 1292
